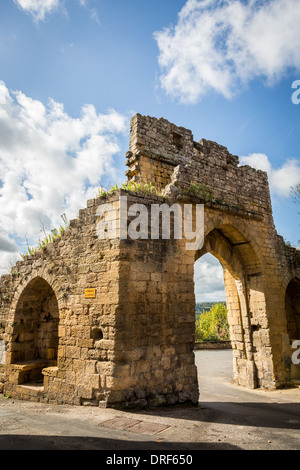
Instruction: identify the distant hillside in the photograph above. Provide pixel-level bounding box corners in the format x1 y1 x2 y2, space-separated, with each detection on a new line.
195 301 226 321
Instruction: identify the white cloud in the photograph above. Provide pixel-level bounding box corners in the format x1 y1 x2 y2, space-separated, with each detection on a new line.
0 231 18 253
194 253 226 302
78 0 100 24
154 0 300 103
0 81 128 274
240 153 300 197
14 0 100 22
14 0 60 21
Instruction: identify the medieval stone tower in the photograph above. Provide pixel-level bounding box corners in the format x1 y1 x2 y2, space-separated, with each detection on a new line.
0 114 299 408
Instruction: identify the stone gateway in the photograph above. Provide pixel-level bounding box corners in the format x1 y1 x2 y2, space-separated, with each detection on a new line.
0 114 299 408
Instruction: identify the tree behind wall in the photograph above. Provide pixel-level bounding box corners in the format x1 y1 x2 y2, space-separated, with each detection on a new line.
195 302 230 342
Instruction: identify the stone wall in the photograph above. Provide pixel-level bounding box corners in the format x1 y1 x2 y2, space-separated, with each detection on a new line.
0 194 123 405
0 113 299 407
194 341 232 350
127 113 272 215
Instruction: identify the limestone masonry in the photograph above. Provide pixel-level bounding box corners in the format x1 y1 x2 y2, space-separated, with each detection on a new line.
0 114 299 408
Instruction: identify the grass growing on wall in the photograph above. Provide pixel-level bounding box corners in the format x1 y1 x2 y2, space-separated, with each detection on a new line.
20 214 69 259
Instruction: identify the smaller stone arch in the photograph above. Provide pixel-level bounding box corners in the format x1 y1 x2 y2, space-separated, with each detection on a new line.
8 277 60 386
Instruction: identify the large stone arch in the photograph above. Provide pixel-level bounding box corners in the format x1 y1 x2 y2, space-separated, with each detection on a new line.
193 222 270 389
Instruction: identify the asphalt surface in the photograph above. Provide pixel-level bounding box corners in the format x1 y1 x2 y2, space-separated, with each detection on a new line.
0 350 300 451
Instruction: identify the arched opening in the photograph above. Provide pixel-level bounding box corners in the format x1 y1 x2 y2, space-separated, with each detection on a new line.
11 277 59 385
285 278 300 340
194 253 229 341
194 253 233 388
192 224 266 390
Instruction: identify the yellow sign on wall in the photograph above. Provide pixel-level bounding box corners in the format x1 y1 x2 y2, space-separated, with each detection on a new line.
85 288 96 298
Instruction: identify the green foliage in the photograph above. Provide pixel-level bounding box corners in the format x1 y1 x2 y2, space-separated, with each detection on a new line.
291 184 300 207
109 183 119 194
143 182 156 194
195 302 230 342
186 182 214 202
97 181 159 197
98 186 107 197
20 214 69 259
195 302 227 323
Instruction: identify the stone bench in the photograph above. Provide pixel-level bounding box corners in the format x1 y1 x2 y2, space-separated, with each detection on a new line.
8 359 47 385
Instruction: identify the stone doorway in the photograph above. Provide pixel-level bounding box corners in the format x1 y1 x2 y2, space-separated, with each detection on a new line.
193 224 268 390
10 277 59 386
194 253 233 393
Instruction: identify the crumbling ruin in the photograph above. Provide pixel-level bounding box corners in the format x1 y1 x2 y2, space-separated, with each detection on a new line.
0 113 299 408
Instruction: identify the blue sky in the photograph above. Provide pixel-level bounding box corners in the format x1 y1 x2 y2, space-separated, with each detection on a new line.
0 0 299 301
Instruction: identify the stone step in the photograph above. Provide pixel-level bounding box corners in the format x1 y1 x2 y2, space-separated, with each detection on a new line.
16 382 44 399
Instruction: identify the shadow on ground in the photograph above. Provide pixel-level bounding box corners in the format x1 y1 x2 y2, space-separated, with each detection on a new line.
126 401 300 431
0 434 240 451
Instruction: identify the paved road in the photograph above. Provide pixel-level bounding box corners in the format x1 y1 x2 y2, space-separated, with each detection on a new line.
196 350 300 449
0 350 299 451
